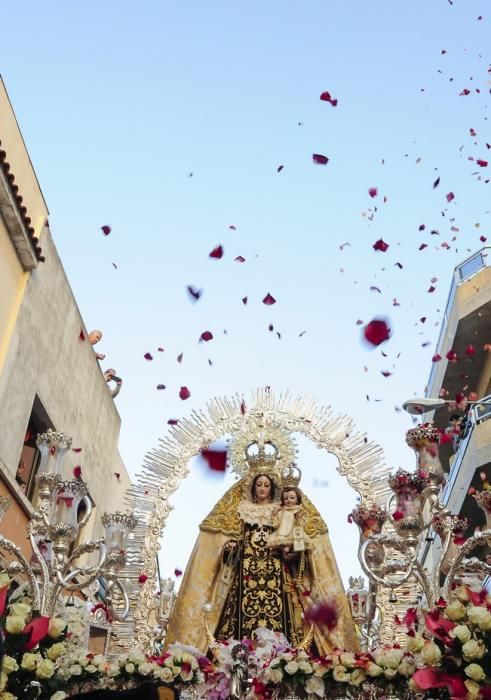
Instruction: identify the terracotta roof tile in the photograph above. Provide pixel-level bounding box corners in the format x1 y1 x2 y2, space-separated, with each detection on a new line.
0 143 45 263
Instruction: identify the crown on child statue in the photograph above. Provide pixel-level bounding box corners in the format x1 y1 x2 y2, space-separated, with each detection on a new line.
281 464 302 488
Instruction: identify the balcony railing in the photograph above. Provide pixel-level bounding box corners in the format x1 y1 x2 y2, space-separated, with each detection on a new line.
426 247 491 397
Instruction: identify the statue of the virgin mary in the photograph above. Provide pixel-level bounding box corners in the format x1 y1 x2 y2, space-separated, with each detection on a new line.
165 439 359 654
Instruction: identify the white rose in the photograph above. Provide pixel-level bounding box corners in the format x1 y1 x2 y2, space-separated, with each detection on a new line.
455 586 470 602
305 674 325 697
0 693 17 700
349 669 366 686
77 655 89 668
462 639 486 661
268 668 283 684
180 669 193 682
464 679 482 698
282 652 294 662
285 661 299 675
93 655 106 666
0 674 8 692
398 657 416 677
107 664 120 678
9 603 31 620
420 641 442 666
50 693 68 700
384 668 398 680
451 625 472 644
445 600 467 621
47 643 66 661
48 617 67 639
36 659 56 679
125 663 135 674
86 665 97 674
128 651 146 665
467 606 491 630
406 634 425 653
464 664 486 682
5 616 25 634
138 663 154 676
339 652 356 668
21 653 41 671
298 660 312 674
0 573 11 588
171 667 181 677
154 667 174 682
333 666 349 682
382 649 404 669
1 657 18 675
371 648 385 666
366 662 383 677
68 664 83 677
313 663 329 677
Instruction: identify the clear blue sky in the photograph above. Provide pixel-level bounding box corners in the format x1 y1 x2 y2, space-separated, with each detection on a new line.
1 0 489 583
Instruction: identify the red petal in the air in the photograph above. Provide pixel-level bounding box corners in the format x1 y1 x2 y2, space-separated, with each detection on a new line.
363 319 391 346
200 448 227 472
433 177 440 189
428 286 436 293
480 235 487 242
381 371 392 377
446 192 455 202
477 159 488 167
240 400 246 415
312 153 329 165
177 353 183 363
466 344 476 356
73 466 82 479
432 354 442 363
304 600 338 630
168 419 179 425
262 293 277 305
179 386 191 400
101 225 111 236
72 447 82 453
138 574 148 584
242 296 248 305
114 473 121 481
373 238 389 252
200 331 213 342
79 329 85 341
419 244 428 251
144 352 153 361
157 384 166 390
186 285 203 301
277 165 284 173
368 187 378 198
0 585 9 616
209 245 224 259
235 256 246 262
320 91 332 102
174 568 183 577
229 225 237 230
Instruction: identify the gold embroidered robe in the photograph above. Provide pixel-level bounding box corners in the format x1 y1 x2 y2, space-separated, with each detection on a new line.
165 479 359 654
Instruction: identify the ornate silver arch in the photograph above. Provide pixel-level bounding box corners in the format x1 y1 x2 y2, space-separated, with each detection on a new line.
115 388 394 653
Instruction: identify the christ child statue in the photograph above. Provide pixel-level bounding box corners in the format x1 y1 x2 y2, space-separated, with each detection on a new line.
268 487 310 553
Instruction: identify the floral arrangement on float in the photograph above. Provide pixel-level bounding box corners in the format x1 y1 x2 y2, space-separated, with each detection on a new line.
348 503 387 538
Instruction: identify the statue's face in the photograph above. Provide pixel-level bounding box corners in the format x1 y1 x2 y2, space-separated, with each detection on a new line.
282 489 299 506
254 475 272 503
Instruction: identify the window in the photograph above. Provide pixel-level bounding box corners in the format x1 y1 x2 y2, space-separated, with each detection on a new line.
15 396 54 500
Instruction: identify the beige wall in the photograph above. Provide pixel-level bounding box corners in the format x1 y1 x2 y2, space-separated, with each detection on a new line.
0 220 27 367
0 78 48 238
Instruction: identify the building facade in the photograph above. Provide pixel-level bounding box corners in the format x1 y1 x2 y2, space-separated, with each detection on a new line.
0 77 131 557
420 247 491 573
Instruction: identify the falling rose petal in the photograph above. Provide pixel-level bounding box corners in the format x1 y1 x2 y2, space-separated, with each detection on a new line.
432 354 442 362
446 192 455 202
480 235 487 242
101 225 111 236
262 293 277 305
157 347 164 352
240 400 246 415
369 286 382 293
368 187 378 198
395 262 403 269
174 568 183 577
229 225 237 230
73 466 82 479
428 286 436 293
200 331 213 342
167 419 179 425
156 384 166 390
114 473 121 481
446 350 458 362
356 319 363 326
179 386 191 400
459 88 471 96
277 165 284 173
319 91 332 102
381 371 392 377
79 329 86 341
477 159 488 167
23 616 51 651
268 324 274 331
112 262 118 269
234 255 246 262
363 319 391 346
419 224 426 231
433 177 440 189
177 353 183 363
200 448 227 472
299 330 307 336
419 244 428 251
330 99 338 107
420 317 427 324
373 238 389 252
138 574 148 584
465 344 476 356
144 352 153 361
242 296 248 305
304 600 338 630
72 447 82 453
312 153 329 165
186 285 203 301
208 244 225 260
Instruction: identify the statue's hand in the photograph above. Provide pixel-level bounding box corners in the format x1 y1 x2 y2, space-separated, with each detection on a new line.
223 540 238 552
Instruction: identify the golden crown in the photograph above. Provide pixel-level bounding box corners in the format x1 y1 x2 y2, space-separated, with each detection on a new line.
244 441 281 475
281 464 302 489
